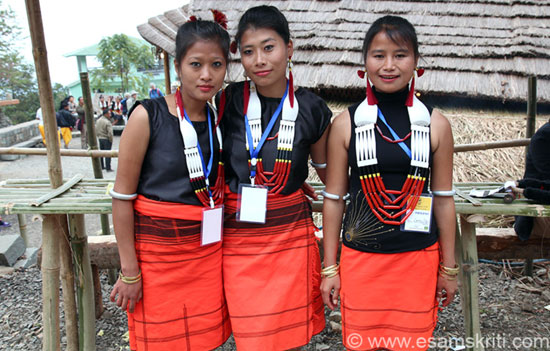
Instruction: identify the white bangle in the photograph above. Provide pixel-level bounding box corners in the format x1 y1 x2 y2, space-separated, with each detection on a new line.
321 190 350 201
431 189 456 197
309 160 327 169
109 188 138 201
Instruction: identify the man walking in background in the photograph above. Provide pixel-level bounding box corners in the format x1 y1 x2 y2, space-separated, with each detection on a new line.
96 109 114 172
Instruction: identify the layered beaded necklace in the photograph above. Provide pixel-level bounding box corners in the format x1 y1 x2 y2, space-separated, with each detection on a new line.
243 80 299 194
175 87 225 207
354 76 431 225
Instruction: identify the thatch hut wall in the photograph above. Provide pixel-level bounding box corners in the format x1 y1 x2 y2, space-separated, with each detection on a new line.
137 0 550 103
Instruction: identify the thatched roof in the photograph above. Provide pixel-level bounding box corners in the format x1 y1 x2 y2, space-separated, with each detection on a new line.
137 0 550 103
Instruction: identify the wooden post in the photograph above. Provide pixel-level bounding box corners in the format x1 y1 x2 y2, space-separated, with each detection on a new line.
163 50 171 95
17 214 29 247
92 265 105 318
24 1 77 350
59 215 79 351
80 72 116 283
69 214 96 351
41 215 61 351
524 76 537 276
458 215 484 351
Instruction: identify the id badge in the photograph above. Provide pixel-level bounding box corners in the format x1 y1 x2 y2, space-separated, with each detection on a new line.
237 183 268 224
201 205 224 246
401 194 433 233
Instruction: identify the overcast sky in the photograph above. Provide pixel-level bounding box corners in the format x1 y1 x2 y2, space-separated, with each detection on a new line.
4 0 188 85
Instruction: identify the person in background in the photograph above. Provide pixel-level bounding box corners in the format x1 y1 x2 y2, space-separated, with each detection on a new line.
126 91 138 116
96 108 114 172
148 83 164 99
121 93 130 122
0 216 10 228
56 100 76 149
111 96 124 125
76 97 87 149
98 95 109 112
514 118 550 240
36 107 46 145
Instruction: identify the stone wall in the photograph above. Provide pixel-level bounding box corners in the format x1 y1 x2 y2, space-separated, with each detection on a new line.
0 120 40 147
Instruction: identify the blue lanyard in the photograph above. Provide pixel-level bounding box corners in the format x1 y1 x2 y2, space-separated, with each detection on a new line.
244 82 288 179
183 107 214 195
377 109 411 158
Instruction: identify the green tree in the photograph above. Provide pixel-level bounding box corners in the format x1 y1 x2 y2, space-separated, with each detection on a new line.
92 34 156 93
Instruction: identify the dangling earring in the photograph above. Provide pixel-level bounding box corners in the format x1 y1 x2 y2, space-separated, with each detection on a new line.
288 56 294 107
357 70 377 105
406 67 424 107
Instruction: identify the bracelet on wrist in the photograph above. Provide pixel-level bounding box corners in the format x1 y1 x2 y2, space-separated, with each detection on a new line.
439 263 459 280
119 269 142 284
321 263 340 278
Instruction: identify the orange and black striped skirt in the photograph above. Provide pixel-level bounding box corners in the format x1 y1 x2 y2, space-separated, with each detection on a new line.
340 243 440 351
127 195 231 351
223 188 325 351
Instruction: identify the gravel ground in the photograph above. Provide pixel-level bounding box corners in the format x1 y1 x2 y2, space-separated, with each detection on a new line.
1 135 550 350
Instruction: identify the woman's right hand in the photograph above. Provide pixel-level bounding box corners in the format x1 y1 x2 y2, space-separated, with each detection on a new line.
110 278 143 313
320 275 341 310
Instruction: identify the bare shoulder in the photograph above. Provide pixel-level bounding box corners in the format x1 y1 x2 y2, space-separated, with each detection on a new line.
431 109 452 134
331 109 351 131
430 109 453 152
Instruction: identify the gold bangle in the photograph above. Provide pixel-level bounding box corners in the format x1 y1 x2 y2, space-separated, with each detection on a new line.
439 263 459 277
321 264 340 278
119 270 142 284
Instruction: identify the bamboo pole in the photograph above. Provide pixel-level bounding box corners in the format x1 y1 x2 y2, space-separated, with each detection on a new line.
69 214 96 351
0 147 118 157
453 138 530 153
58 215 79 351
458 215 484 351
24 1 79 349
524 76 537 277
17 214 29 247
163 50 171 95
80 72 116 283
41 215 61 351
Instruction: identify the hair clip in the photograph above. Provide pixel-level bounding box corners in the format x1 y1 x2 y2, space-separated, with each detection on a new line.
211 9 228 30
187 15 198 23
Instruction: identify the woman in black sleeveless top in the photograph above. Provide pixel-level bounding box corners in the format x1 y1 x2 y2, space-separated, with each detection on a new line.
109 16 231 350
321 16 457 351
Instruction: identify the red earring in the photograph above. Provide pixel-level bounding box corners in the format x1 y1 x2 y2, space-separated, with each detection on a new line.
288 56 294 107
357 70 365 79
405 77 415 107
366 77 378 105
416 67 425 77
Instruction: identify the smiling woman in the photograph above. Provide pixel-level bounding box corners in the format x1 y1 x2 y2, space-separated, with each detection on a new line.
219 5 332 351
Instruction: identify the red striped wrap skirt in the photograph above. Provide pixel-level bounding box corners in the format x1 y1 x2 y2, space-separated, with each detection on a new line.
340 243 440 351
223 188 325 351
127 195 231 351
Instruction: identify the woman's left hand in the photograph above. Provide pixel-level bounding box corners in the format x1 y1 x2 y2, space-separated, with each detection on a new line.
436 275 458 307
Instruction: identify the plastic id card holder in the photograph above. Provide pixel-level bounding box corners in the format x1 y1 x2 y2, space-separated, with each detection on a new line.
237 183 268 224
401 194 433 234
201 205 224 246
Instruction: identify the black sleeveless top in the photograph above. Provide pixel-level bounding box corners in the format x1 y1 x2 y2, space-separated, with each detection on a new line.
133 98 220 206
343 87 439 253
221 81 332 194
